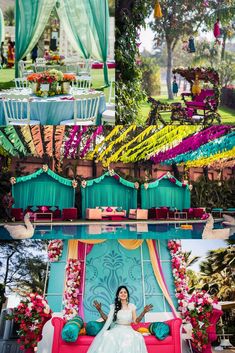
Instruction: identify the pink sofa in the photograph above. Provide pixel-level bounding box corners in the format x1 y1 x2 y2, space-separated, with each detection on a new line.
86 207 126 220
52 317 182 353
129 209 148 220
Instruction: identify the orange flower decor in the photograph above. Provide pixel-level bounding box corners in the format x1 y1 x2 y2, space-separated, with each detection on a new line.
63 73 76 82
27 73 41 82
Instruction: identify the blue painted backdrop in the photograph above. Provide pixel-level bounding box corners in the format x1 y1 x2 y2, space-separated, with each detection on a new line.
47 240 177 321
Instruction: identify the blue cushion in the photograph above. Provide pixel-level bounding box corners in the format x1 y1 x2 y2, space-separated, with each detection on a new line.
116 207 123 212
227 208 235 211
61 316 84 342
86 321 105 336
212 208 223 211
149 322 170 340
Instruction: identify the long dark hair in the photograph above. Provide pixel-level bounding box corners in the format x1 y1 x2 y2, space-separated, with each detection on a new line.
113 285 129 322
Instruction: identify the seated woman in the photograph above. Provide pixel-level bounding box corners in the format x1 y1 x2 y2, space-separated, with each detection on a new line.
87 285 153 353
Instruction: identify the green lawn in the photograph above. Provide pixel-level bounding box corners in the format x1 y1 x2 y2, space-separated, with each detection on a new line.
0 68 114 101
138 95 235 124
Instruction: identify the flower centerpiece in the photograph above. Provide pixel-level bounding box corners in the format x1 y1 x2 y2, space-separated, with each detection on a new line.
27 70 66 96
27 73 41 93
8 293 52 352
63 259 81 320
61 73 76 94
44 51 65 65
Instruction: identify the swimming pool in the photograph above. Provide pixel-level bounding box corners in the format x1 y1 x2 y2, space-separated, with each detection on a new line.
0 221 234 240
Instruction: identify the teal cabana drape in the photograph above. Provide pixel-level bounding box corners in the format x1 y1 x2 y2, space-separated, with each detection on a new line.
81 173 137 218
12 170 75 211
141 176 190 211
57 0 110 86
0 8 5 45
15 0 56 77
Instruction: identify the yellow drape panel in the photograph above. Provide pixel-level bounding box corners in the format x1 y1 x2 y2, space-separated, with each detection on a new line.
146 240 178 317
78 239 107 244
68 240 79 259
118 239 144 250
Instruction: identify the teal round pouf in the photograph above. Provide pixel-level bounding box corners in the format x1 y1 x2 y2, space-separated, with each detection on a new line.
61 316 84 342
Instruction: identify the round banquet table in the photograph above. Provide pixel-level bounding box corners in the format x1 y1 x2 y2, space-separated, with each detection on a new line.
0 91 106 125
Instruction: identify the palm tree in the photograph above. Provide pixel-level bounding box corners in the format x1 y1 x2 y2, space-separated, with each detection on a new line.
4 6 14 26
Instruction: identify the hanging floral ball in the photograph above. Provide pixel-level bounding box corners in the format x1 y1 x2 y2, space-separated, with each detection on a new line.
144 182 149 190
10 177 16 185
48 240 63 262
72 180 78 189
189 184 193 191
109 169 115 176
167 172 171 178
42 164 49 172
81 180 87 188
134 182 139 189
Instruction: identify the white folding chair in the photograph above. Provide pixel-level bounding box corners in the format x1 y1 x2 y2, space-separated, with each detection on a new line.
19 60 34 77
3 94 40 125
72 76 92 90
60 94 101 126
101 79 115 124
78 59 92 76
15 78 29 89
106 79 115 110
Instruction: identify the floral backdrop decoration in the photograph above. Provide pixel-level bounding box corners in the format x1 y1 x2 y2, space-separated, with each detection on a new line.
63 259 82 320
8 293 52 351
47 240 63 262
168 240 218 352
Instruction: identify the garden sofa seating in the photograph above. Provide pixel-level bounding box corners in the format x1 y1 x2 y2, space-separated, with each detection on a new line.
24 205 61 220
11 208 24 221
148 207 169 220
52 317 182 353
182 89 216 115
86 207 126 220
183 208 205 219
62 208 78 221
129 209 148 220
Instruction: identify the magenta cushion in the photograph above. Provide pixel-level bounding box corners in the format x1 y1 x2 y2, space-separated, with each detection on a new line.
106 207 113 212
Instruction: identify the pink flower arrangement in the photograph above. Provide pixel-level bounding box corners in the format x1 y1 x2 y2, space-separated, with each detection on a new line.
63 259 81 320
168 240 217 352
48 240 63 262
8 293 52 350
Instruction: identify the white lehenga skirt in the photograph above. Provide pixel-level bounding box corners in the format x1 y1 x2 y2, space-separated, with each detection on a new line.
95 324 148 353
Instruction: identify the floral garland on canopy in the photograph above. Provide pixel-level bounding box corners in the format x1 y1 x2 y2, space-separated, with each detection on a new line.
48 240 63 262
63 259 82 320
168 240 218 352
8 293 52 351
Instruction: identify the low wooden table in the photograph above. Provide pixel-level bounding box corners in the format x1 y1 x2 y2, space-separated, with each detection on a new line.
33 212 53 222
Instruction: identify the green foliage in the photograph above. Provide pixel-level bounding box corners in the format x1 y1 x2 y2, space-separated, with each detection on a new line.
191 176 235 209
115 1 152 123
4 6 14 26
140 57 161 96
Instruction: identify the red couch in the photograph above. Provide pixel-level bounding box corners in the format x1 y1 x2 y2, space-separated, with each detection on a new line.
51 317 182 353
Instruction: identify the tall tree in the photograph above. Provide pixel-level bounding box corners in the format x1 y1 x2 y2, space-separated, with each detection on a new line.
150 0 222 99
0 241 48 311
4 6 14 26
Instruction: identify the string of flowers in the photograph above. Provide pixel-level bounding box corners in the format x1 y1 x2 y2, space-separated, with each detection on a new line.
47 240 63 262
8 293 52 351
63 259 81 320
168 240 217 352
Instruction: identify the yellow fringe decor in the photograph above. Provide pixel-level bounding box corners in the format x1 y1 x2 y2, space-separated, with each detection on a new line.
183 147 235 169
86 125 123 160
0 145 9 157
99 126 157 166
20 126 38 157
154 1 163 18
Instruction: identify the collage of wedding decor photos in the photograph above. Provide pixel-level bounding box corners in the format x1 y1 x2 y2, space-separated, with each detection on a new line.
0 1 235 353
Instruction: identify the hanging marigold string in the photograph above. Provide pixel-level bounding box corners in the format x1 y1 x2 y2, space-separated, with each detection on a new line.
183 147 235 169
31 125 44 158
43 126 54 157
54 126 65 160
20 126 38 157
4 126 28 155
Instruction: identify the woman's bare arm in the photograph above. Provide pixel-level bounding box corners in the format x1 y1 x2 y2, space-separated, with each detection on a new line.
135 304 153 323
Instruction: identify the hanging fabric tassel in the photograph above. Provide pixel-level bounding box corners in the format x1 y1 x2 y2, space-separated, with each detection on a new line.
192 75 201 96
213 18 221 38
172 75 178 95
188 36 196 53
154 1 163 18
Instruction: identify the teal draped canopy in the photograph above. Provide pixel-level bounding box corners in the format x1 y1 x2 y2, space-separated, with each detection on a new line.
81 174 138 218
12 169 75 211
141 178 190 211
0 8 4 44
15 0 110 84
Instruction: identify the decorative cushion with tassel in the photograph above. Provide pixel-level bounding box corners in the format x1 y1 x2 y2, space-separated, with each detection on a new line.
61 316 84 342
149 322 170 340
154 1 162 18
86 321 105 336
